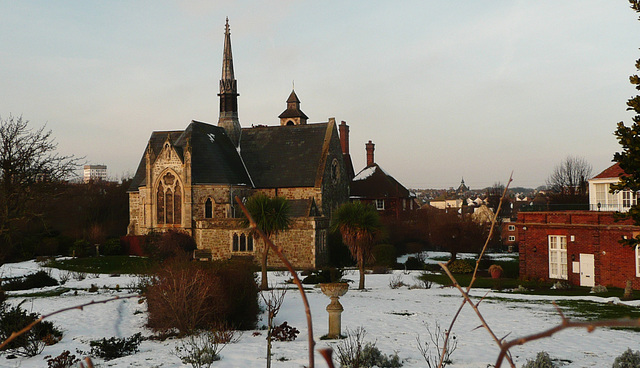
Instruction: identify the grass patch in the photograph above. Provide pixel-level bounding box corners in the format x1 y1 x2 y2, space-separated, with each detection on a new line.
555 299 640 322
47 256 156 274
421 272 640 300
9 287 71 298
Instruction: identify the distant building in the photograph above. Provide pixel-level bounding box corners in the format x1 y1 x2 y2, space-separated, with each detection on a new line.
350 140 417 217
83 165 107 183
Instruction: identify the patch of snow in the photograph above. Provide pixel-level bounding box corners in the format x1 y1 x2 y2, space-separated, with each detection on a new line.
353 166 376 181
0 259 637 368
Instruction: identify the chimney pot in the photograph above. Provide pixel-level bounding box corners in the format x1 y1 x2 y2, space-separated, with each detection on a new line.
366 140 375 167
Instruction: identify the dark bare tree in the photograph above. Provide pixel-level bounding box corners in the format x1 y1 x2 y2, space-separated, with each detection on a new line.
0 115 81 259
546 155 592 196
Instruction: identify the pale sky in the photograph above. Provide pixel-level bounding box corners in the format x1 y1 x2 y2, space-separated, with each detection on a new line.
1 1 639 189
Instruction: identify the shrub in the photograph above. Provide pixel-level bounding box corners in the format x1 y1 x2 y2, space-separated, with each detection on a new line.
2 270 59 291
417 322 457 368
404 257 425 270
70 239 92 257
271 322 299 342
88 333 143 361
551 281 572 290
146 258 259 334
447 260 473 274
45 350 79 368
372 244 397 268
412 272 432 289
145 230 197 261
0 302 62 357
301 267 344 284
522 351 556 368
173 328 240 368
591 284 608 293
389 274 406 289
101 238 124 256
612 348 640 368
335 327 402 368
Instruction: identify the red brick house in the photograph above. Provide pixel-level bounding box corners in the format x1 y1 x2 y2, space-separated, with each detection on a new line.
518 163 640 289
350 140 418 218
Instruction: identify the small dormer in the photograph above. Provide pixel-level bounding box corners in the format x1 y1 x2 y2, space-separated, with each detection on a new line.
278 90 308 126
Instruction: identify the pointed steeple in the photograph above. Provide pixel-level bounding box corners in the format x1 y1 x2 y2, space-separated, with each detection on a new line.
218 17 241 146
278 89 308 126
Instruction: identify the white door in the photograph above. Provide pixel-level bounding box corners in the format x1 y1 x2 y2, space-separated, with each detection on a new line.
579 253 595 287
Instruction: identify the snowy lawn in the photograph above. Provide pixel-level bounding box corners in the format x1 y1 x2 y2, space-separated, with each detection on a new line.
0 258 639 368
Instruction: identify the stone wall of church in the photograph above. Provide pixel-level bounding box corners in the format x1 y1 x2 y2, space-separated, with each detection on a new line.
191 185 253 220
194 217 326 269
128 192 141 235
319 126 350 216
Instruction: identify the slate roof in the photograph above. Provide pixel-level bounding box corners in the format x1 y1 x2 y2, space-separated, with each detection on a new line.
288 198 319 217
128 121 252 191
350 164 412 199
240 123 329 188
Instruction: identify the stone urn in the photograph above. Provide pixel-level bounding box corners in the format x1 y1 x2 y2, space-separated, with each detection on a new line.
320 282 349 339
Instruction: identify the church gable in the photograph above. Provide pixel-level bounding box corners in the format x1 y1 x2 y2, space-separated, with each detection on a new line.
175 121 251 185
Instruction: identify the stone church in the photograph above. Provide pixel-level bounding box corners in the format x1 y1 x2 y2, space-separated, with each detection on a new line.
127 20 351 269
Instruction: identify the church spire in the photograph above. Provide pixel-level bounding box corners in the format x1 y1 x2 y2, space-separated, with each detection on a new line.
218 17 241 146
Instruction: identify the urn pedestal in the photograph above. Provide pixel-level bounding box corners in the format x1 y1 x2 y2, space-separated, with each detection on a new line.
320 283 349 339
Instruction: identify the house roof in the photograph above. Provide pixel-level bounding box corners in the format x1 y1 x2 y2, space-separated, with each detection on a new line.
350 164 412 199
592 162 625 179
240 123 331 188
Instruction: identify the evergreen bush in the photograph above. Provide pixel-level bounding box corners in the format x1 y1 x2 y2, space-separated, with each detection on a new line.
404 257 425 270
2 270 58 291
88 333 143 361
447 260 473 274
612 348 640 368
0 302 62 357
522 351 556 368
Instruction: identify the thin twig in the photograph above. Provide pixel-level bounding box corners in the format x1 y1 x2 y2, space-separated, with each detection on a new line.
437 174 513 368
0 294 139 350
440 263 516 367
494 317 640 368
235 196 316 368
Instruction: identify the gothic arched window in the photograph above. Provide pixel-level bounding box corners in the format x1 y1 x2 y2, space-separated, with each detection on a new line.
156 172 182 225
205 198 213 219
232 234 239 252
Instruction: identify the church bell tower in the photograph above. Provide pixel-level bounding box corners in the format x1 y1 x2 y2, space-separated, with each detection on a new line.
218 18 241 147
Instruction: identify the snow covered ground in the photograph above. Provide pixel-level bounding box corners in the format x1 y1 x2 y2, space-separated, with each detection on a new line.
0 257 639 368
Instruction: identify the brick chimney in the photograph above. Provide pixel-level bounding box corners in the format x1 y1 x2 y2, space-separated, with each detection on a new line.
339 121 350 155
366 140 375 167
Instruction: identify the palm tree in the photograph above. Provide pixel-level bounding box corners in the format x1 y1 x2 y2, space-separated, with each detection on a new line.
243 193 291 290
331 201 383 289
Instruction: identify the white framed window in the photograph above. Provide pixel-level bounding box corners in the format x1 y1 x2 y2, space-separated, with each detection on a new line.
508 236 516 242
549 235 568 280
508 225 516 231
376 199 385 210
623 191 637 209
595 183 607 207
636 245 640 277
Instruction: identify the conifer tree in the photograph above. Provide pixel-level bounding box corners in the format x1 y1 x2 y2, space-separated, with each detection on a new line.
611 1 640 246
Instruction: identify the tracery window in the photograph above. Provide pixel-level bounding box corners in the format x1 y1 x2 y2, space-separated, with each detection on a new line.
156 172 182 225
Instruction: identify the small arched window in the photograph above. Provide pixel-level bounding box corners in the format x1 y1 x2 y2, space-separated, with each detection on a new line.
240 234 247 251
232 234 239 252
205 198 213 218
286 120 294 126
